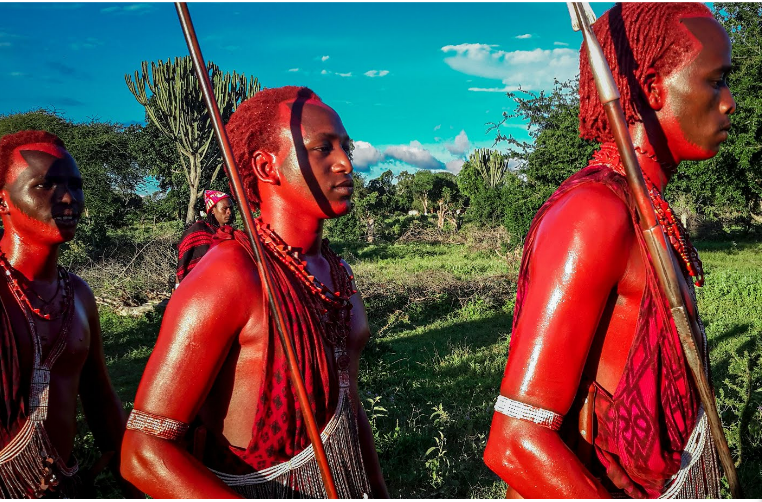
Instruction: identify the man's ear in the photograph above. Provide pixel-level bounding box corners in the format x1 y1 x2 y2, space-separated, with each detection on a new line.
252 151 280 186
642 67 665 111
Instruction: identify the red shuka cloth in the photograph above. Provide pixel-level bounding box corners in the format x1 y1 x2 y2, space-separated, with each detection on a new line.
211 227 340 471
176 220 216 283
511 164 699 497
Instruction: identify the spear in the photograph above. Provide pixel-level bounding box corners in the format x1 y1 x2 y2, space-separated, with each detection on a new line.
567 2 742 498
173 3 339 498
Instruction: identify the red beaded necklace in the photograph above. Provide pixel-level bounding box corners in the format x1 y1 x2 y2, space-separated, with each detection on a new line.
254 219 356 347
590 143 705 287
0 253 72 320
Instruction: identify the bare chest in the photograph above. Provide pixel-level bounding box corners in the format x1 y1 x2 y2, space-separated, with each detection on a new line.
4 290 91 404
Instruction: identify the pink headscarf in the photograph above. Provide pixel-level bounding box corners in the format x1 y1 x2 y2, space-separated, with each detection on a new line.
204 190 230 212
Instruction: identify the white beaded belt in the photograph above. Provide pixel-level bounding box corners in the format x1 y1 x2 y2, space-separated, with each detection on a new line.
494 395 563 431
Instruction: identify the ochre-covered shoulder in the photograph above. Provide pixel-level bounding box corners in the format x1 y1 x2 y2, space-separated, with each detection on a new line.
535 181 634 257
170 238 262 331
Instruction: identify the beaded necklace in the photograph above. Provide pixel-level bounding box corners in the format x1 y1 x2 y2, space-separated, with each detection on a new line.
0 252 76 498
0 253 72 320
590 143 704 286
254 219 356 348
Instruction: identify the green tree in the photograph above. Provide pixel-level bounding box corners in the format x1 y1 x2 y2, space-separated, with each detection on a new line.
126 57 259 224
457 149 512 227
394 170 415 211
411 170 436 215
490 79 599 240
470 148 511 188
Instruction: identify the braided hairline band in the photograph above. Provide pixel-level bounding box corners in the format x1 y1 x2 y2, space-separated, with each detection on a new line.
126 409 189 441
494 395 563 431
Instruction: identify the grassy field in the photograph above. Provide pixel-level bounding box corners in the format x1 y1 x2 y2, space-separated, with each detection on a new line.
79 238 762 498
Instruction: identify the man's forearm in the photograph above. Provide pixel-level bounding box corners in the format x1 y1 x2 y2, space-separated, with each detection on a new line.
122 431 242 499
484 414 614 499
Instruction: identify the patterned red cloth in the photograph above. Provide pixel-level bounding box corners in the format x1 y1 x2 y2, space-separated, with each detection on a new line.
176 220 217 283
211 227 341 470
511 163 699 497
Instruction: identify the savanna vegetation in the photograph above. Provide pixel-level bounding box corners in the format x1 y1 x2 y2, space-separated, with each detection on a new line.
0 2 759 498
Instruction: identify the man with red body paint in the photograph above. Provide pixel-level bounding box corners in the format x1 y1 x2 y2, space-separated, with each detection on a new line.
0 131 140 497
121 87 388 498
484 3 735 498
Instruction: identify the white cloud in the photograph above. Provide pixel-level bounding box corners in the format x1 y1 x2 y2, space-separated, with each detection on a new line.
321 69 330 75
446 159 465 174
441 43 578 92
515 34 532 39
9 71 23 77
352 141 385 171
554 41 569 47
364 70 390 78
321 55 330 62
434 124 441 131
385 141 444 171
445 130 470 156
288 68 299 72
469 86 521 93
100 4 154 15
0 42 11 48
337 72 352 77
69 37 103 51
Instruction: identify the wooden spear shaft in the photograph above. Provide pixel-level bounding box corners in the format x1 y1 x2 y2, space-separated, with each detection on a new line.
173 3 339 498
567 3 742 497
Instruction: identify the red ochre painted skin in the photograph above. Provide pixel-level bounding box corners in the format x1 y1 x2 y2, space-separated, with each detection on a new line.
482 17 734 499
0 141 140 497
121 98 389 498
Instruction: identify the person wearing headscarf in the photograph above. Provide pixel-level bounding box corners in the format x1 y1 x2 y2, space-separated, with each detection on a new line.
175 189 235 284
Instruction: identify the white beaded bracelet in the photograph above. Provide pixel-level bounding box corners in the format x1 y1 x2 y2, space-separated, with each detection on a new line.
494 395 563 431
126 409 189 441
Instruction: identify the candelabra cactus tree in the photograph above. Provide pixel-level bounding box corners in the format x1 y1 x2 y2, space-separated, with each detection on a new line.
470 148 510 189
126 57 260 224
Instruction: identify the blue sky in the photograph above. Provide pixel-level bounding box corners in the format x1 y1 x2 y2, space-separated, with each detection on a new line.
0 2 614 180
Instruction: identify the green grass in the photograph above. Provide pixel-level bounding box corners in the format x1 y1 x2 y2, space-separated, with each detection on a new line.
78 238 762 498
695 240 762 497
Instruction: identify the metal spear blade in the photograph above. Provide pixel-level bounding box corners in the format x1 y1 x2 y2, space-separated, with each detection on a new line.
567 2 597 31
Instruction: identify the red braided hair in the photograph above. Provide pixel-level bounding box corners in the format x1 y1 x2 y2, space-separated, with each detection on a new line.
226 86 322 204
0 130 65 188
579 2 713 143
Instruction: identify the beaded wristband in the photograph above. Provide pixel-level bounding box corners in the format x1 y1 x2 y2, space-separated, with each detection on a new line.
126 409 189 441
494 395 563 431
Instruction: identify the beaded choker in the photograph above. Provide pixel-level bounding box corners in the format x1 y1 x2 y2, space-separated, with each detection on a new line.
0 253 72 320
590 143 705 287
254 219 356 347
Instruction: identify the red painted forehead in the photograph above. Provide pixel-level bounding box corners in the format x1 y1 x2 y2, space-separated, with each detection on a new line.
12 142 67 163
5 142 69 186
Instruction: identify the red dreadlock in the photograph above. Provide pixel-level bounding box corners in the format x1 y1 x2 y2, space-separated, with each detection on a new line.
579 2 713 143
226 86 322 205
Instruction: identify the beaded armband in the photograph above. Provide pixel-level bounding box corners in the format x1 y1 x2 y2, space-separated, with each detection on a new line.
126 409 189 441
494 395 563 431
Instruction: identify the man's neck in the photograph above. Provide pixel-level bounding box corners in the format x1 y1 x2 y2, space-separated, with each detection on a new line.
0 232 60 282
629 126 679 193
258 202 324 257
